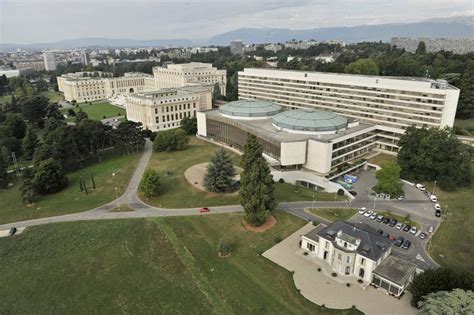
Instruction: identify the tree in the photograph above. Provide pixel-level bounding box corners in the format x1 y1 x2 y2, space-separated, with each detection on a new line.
20 169 35 205
418 289 474 314
239 134 275 226
408 268 474 306
4 113 26 139
217 238 231 257
139 169 160 197
153 128 189 152
345 58 379 75
212 82 222 105
398 127 472 190
32 158 68 194
204 148 235 193
35 79 49 92
375 161 403 196
22 126 38 160
75 109 88 123
20 96 48 127
0 154 7 189
180 116 197 135
112 120 145 155
456 60 474 119
416 41 427 55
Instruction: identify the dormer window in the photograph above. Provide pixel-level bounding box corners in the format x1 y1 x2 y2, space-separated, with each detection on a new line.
344 242 347 248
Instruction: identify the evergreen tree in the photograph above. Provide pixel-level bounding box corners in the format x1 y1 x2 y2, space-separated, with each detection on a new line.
22 126 38 160
4 113 26 139
20 172 35 205
32 158 68 194
418 289 473 314
239 134 275 226
457 60 474 119
180 116 197 135
0 154 7 189
75 109 88 123
204 148 235 193
416 41 427 55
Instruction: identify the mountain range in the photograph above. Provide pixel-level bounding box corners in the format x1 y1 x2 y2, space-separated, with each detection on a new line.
1 16 473 51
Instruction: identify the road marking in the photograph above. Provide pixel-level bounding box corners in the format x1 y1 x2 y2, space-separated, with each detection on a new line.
416 254 426 262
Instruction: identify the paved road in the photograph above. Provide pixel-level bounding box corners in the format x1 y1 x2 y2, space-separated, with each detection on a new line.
0 141 439 269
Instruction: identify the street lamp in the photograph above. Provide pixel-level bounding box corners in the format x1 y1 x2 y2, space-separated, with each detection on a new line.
433 180 437 195
112 172 120 211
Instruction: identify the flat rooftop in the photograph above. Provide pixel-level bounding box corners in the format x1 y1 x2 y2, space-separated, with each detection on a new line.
205 109 375 144
373 255 417 286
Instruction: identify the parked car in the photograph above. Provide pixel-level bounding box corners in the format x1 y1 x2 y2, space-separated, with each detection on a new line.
199 207 210 213
403 224 411 232
382 232 390 238
377 229 384 235
428 226 434 233
370 213 377 220
397 196 405 201
376 215 383 222
409 226 417 235
9 227 17 236
435 209 441 217
358 207 367 215
388 235 397 241
401 239 412 250
364 210 373 217
429 195 438 203
395 223 403 230
394 236 404 247
389 219 398 227
419 232 427 240
434 203 441 211
382 217 391 224
349 190 357 196
416 183 426 191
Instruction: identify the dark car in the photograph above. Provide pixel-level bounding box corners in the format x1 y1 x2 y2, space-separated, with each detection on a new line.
382 217 390 224
403 224 411 232
377 229 384 235
349 190 357 196
435 209 441 217
394 236 404 247
9 227 17 236
401 239 411 250
382 232 390 238
388 219 398 227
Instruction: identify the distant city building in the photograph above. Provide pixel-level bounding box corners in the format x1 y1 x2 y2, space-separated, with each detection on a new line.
321 40 346 47
285 39 318 50
12 60 45 71
57 71 155 103
126 86 212 131
43 52 57 71
314 56 335 63
264 44 283 53
391 37 474 54
230 40 243 55
153 62 226 96
80 52 90 66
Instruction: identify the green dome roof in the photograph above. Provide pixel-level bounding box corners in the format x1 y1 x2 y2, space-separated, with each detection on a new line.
272 109 348 132
219 99 282 118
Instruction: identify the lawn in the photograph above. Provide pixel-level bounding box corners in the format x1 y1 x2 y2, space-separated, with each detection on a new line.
367 153 397 167
0 212 360 314
40 90 63 102
425 172 474 273
309 208 357 222
61 101 126 122
0 94 12 105
0 149 141 224
143 137 342 208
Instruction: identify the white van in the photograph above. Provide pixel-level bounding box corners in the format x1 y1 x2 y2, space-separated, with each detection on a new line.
430 195 438 203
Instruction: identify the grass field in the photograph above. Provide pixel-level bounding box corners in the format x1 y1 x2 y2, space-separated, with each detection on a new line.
309 208 358 222
0 212 360 314
61 101 126 121
367 153 397 167
0 149 141 224
425 171 474 273
454 118 474 129
0 94 12 105
143 137 343 208
40 90 63 102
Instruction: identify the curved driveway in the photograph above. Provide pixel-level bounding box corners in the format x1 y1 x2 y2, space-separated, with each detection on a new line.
0 139 438 269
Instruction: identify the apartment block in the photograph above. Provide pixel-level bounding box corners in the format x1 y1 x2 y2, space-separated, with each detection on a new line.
238 68 459 154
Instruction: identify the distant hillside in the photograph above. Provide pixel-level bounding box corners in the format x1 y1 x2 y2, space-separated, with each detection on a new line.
1 15 472 51
207 16 474 44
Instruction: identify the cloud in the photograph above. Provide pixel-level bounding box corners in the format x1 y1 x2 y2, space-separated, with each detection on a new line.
1 0 472 43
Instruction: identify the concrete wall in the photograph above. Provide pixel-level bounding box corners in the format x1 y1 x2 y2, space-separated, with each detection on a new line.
305 140 332 174
196 112 207 137
280 141 306 166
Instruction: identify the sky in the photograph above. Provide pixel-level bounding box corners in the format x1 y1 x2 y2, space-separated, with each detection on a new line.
1 0 473 44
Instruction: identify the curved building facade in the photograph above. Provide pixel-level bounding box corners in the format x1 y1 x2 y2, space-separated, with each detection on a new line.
272 109 348 134
219 99 282 119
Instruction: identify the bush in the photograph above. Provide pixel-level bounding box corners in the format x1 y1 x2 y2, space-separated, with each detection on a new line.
217 238 231 257
278 178 285 183
317 267 321 272
32 158 68 194
346 283 351 287
153 128 189 152
357 279 363 284
337 188 344 196
331 272 337 277
67 108 76 117
139 169 160 198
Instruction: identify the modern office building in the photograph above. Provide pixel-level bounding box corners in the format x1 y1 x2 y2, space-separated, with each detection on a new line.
238 68 460 154
126 86 212 132
80 52 90 66
153 62 226 96
197 99 377 178
57 71 155 103
230 40 243 55
301 221 416 297
43 52 57 71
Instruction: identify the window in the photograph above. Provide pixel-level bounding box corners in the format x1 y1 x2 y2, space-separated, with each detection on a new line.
346 256 350 263
325 242 329 249
338 253 342 261
360 258 366 266
306 243 315 251
344 242 347 248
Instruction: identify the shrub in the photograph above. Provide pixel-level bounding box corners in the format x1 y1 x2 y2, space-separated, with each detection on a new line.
217 238 231 257
139 169 160 198
278 178 285 183
346 283 351 287
153 128 189 152
331 272 337 277
357 279 363 284
32 158 68 194
317 267 321 272
337 188 344 196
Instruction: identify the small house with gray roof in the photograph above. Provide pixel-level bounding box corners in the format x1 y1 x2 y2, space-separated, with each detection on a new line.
301 221 416 297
